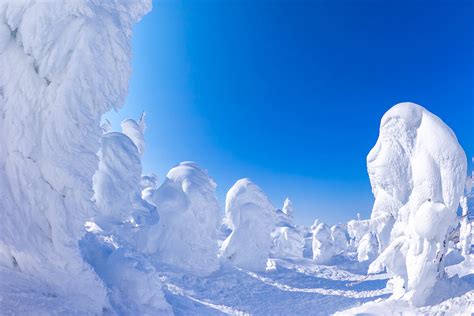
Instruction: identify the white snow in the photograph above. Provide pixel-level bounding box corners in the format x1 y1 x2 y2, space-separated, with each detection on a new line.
221 179 277 271
121 113 146 156
145 162 221 276
0 0 151 313
331 224 349 254
93 132 142 227
312 222 336 264
0 1 471 314
367 102 468 306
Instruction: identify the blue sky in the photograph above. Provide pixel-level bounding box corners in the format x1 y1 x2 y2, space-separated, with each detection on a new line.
107 0 474 225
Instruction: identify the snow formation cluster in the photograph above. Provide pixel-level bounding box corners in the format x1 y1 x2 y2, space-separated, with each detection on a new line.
0 1 471 314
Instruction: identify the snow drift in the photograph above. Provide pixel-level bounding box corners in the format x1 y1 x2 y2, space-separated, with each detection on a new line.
367 102 467 306
221 179 277 271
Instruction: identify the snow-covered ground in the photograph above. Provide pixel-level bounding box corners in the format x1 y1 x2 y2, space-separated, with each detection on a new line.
1 254 472 315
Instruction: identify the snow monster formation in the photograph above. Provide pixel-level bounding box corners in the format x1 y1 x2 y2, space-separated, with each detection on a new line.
0 1 150 313
84 117 170 314
367 102 467 306
93 131 143 227
271 198 305 259
312 222 336 264
221 179 277 271
121 112 147 156
145 162 221 276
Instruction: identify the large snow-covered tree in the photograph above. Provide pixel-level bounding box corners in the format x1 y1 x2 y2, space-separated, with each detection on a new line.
0 1 150 312
367 102 467 306
221 178 277 271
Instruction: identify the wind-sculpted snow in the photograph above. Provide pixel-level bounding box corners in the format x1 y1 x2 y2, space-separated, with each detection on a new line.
312 222 336 264
366 102 467 306
0 0 150 312
85 117 170 313
221 179 277 271
271 227 305 259
271 198 305 259
145 162 221 276
93 132 142 226
121 113 146 156
331 224 349 254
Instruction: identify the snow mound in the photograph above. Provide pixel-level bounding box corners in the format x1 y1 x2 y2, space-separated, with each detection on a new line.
0 0 150 312
146 162 221 276
221 179 277 271
367 102 467 306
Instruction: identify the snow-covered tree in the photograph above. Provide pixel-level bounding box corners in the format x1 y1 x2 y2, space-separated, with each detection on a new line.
145 162 221 276
357 232 378 262
93 132 143 227
367 102 467 306
271 198 304 259
331 224 349 254
0 1 150 312
121 112 146 156
312 222 336 264
459 193 472 258
221 179 277 271
85 117 170 314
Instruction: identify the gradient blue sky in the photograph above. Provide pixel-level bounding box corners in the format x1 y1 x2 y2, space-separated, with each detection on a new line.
106 0 474 225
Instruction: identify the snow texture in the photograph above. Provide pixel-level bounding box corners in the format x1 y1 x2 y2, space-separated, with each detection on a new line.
0 0 150 313
145 162 221 276
312 222 336 264
271 198 305 259
367 102 468 306
221 179 277 271
0 2 472 314
121 112 146 156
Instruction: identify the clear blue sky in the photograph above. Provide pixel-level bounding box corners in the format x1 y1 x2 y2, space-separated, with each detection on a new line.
106 0 474 225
